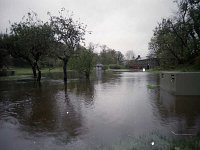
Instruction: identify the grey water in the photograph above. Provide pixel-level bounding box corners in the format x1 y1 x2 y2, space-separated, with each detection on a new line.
0 71 200 150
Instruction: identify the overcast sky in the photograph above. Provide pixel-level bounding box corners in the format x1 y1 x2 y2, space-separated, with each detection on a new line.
0 0 177 56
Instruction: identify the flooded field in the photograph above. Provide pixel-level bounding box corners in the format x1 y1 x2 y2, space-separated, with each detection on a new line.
0 71 200 150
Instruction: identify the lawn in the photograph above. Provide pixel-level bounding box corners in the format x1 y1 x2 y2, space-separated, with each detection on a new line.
0 67 63 81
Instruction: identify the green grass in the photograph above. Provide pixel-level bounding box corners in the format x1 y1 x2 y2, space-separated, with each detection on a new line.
43 67 63 73
147 84 159 89
0 75 33 81
148 64 200 73
14 67 33 75
14 67 63 75
0 67 64 81
173 64 200 72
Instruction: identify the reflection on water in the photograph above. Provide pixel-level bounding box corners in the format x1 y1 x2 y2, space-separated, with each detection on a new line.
156 90 200 135
0 72 200 149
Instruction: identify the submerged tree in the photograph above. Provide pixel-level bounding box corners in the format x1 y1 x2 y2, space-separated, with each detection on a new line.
49 8 86 82
69 43 95 79
10 12 54 81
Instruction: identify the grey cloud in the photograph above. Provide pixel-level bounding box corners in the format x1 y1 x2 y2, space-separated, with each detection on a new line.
0 0 177 56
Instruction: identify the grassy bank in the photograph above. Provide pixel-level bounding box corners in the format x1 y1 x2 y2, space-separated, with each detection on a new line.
15 67 63 75
147 64 200 73
0 67 64 81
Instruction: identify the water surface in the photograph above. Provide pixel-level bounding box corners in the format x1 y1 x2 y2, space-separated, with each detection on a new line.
0 71 200 149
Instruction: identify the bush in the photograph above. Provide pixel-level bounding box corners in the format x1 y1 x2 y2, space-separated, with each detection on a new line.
102 65 109 70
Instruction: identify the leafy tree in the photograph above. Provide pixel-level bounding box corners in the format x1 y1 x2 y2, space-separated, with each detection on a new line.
69 44 95 79
148 0 200 68
149 19 185 66
49 8 86 82
10 11 54 81
174 0 200 61
99 45 124 65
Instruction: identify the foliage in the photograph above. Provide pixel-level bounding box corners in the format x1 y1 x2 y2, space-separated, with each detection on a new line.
9 11 54 81
102 65 109 70
0 34 12 69
1 9 87 82
68 44 95 79
99 45 124 65
148 0 200 68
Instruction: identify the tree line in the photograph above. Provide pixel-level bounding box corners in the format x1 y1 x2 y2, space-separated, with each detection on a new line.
0 9 126 81
148 0 200 69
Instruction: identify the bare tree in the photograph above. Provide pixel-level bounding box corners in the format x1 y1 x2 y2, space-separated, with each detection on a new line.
125 50 135 60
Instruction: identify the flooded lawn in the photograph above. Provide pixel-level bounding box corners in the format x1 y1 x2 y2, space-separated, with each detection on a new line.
0 71 200 149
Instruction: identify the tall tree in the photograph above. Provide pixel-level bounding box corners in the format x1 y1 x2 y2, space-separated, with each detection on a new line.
99 45 124 65
149 19 185 65
49 8 86 83
10 12 54 81
116 51 125 65
148 0 200 67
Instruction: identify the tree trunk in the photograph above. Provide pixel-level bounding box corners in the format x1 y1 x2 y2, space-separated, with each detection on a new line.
36 64 41 82
37 70 41 82
63 60 68 83
31 65 37 78
85 72 90 80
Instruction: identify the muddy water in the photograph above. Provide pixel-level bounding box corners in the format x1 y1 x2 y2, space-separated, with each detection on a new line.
0 71 200 149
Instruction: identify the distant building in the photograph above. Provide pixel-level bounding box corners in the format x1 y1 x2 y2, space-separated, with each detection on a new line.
137 57 159 69
128 55 159 69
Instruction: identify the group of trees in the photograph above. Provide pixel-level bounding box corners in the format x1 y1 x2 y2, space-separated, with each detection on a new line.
148 0 200 68
68 43 126 71
1 8 139 81
98 45 124 66
0 9 91 82
0 9 127 81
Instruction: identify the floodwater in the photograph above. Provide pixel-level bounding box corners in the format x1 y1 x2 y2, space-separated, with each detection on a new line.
0 71 200 150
